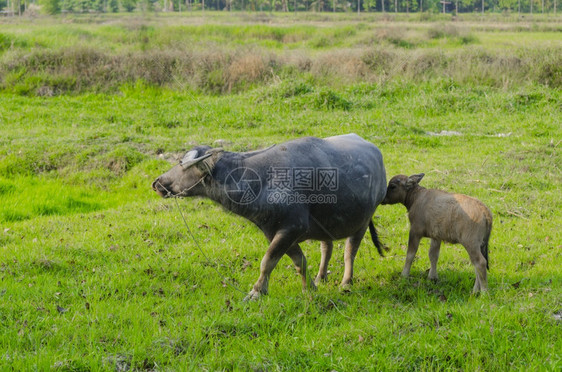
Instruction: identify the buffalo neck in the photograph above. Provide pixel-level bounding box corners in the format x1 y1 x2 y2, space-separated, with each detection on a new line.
202 152 262 222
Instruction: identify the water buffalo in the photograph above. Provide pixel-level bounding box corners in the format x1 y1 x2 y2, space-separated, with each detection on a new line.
152 134 387 300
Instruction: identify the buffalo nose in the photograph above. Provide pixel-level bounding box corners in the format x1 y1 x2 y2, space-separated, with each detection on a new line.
152 178 159 191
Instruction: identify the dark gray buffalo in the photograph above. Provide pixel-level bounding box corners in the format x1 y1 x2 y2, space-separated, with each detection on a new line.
152 134 387 300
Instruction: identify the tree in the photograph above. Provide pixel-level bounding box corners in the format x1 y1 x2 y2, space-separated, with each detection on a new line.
121 0 137 10
498 0 517 11
92 0 104 11
39 0 60 13
21 0 561 15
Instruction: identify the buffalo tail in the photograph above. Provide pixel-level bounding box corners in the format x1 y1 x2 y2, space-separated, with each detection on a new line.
369 220 388 257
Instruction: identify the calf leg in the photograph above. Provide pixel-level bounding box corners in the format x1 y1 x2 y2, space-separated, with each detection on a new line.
244 230 301 301
341 226 368 288
473 267 482 293
286 243 316 292
428 239 441 280
315 240 333 286
402 231 421 277
466 243 488 293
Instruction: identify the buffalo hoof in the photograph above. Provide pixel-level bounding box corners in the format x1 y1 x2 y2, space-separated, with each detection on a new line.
243 289 262 302
339 283 352 293
472 285 488 295
314 275 328 287
472 289 489 296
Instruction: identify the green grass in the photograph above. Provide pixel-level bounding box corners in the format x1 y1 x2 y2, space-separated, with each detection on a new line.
0 13 561 371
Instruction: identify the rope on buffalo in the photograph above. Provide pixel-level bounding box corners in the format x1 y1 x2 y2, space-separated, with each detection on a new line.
172 197 247 296
151 62 249 296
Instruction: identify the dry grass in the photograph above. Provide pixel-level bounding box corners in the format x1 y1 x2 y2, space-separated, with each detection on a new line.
310 49 370 81
226 53 270 92
0 21 560 94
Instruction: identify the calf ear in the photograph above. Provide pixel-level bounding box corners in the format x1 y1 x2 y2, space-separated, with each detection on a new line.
406 173 425 188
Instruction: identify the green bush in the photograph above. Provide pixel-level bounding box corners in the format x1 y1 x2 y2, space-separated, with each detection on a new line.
101 146 146 175
538 58 562 88
0 180 16 195
0 153 37 177
121 0 137 11
314 90 351 111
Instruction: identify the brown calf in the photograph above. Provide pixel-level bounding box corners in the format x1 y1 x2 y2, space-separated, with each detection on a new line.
382 173 492 293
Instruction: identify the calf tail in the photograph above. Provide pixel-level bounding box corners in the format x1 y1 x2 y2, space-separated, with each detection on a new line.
481 217 492 270
369 220 389 257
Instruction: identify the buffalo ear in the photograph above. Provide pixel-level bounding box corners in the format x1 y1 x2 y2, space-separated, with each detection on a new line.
195 148 224 175
406 173 425 188
180 153 212 169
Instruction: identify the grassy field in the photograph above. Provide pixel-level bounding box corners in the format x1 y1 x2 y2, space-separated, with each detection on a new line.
1 12 561 370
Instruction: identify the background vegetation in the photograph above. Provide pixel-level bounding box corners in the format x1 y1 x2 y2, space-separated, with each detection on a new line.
0 12 561 370
1 0 561 16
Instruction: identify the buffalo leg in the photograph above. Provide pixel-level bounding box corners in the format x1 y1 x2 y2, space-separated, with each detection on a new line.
243 230 301 301
428 239 441 280
341 226 368 288
402 231 421 277
286 243 316 292
315 240 333 286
